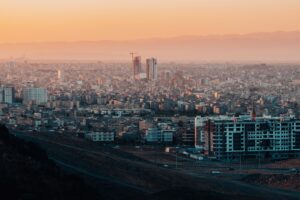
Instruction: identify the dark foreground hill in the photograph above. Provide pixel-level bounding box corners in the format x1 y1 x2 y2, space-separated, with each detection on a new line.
243 174 300 191
2 125 297 200
0 125 101 200
147 187 259 200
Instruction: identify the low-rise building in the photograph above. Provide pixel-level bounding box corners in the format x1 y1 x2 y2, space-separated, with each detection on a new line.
86 132 115 142
145 127 174 143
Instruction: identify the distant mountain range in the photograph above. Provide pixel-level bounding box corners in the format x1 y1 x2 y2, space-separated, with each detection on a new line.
1 31 300 62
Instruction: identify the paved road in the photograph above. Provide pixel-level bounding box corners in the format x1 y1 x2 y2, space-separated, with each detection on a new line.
14 132 151 200
51 158 150 193
15 131 300 200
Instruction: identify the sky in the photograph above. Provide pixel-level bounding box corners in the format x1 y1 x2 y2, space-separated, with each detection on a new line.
0 0 300 43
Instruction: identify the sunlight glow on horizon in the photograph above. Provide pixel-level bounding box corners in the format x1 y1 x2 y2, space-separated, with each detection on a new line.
0 0 300 43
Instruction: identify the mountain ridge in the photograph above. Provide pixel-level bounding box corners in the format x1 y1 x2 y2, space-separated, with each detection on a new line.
1 31 300 61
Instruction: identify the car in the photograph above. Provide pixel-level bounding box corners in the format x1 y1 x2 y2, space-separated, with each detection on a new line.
211 170 221 174
289 168 300 173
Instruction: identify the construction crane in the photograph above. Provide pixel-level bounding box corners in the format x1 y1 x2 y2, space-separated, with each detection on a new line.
129 52 136 61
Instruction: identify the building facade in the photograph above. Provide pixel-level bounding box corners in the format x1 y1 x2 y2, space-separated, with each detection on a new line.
195 115 300 160
146 58 158 81
85 132 115 142
23 87 48 105
133 56 142 80
145 127 174 143
0 86 15 104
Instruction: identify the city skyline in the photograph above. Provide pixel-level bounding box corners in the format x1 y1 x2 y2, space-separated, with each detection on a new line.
1 1 300 200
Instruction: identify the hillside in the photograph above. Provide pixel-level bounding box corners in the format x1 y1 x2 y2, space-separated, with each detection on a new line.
0 125 101 200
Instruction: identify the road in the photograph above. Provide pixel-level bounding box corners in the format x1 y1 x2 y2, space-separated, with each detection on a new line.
14 131 300 200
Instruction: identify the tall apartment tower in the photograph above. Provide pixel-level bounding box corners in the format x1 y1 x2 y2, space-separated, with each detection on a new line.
146 58 158 81
133 56 142 80
22 87 48 105
0 86 15 104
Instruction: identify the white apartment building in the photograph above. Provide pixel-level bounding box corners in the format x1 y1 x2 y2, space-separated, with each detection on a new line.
23 87 48 105
86 132 115 142
195 115 300 160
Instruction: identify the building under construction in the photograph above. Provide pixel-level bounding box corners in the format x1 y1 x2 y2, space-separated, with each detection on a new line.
132 56 142 80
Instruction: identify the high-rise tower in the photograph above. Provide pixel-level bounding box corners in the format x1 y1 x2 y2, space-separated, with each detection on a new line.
133 56 142 80
146 58 157 81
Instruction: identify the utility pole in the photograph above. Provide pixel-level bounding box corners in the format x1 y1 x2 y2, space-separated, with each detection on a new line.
240 154 242 170
176 151 178 169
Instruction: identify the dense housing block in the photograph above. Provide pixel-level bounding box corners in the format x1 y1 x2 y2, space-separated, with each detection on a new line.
195 115 300 160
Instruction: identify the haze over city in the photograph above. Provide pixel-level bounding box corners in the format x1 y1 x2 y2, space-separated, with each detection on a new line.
1 1 300 200
1 0 300 61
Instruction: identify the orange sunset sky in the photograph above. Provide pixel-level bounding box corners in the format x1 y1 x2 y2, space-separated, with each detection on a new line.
1 0 300 43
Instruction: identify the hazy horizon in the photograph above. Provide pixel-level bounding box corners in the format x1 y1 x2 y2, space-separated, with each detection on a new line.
1 0 300 61
1 30 300 62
